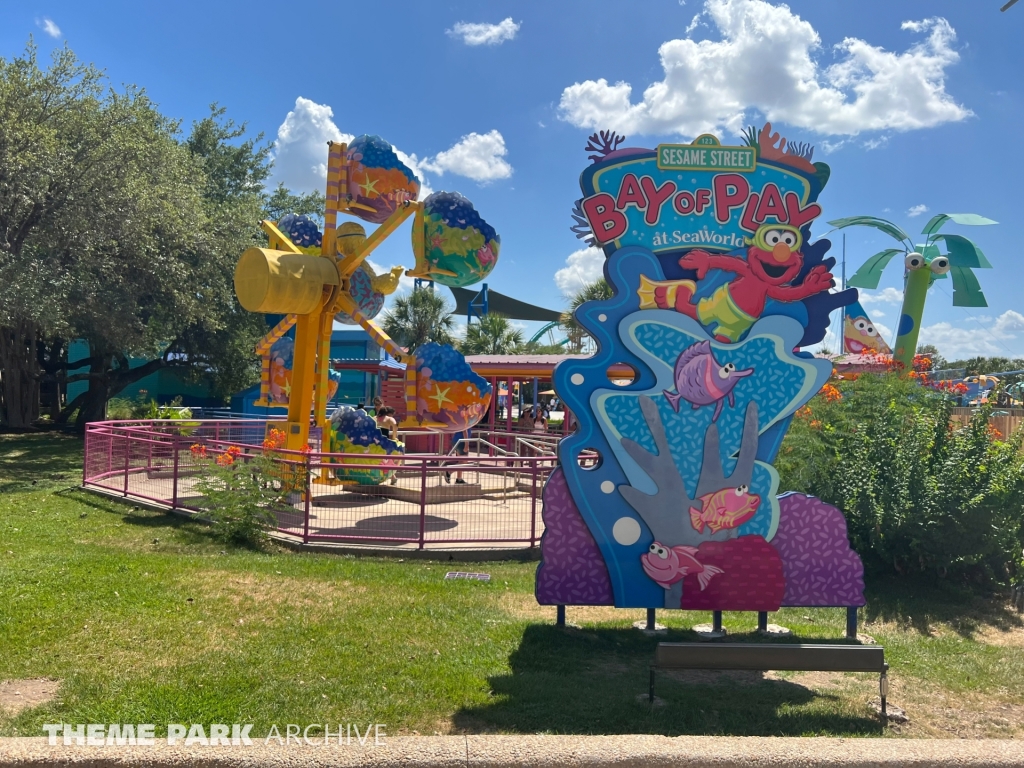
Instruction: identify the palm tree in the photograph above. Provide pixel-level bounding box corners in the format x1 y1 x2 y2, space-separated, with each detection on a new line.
561 277 613 354
827 213 996 371
380 287 456 353
460 313 525 355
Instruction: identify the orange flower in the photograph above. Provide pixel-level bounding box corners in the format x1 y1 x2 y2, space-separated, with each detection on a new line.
262 428 287 451
912 354 933 373
809 419 822 429
795 406 813 419
190 443 207 458
820 383 843 402
216 445 243 466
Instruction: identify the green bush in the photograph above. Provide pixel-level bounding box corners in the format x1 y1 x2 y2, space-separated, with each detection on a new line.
105 394 193 420
778 373 1024 586
189 430 297 548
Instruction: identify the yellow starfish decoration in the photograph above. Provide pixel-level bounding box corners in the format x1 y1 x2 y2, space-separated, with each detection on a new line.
359 173 380 197
429 385 452 411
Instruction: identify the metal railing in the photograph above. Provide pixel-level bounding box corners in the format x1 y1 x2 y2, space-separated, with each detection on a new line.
82 419 556 551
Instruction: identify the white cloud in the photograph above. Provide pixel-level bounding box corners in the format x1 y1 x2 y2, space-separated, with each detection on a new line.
554 247 605 295
907 204 929 217
559 0 970 138
859 287 904 305
271 98 351 193
993 311 1024 337
419 130 512 183
919 310 1024 359
447 18 520 46
36 18 61 38
272 98 511 195
819 139 847 154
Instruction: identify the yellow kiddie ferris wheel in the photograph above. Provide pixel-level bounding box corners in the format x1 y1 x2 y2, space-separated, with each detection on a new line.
233 136 499 452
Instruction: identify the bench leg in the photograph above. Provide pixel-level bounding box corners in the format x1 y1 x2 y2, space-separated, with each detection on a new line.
713 610 723 633
649 667 655 703
556 605 565 628
880 666 889 719
646 608 656 631
846 606 858 639
757 611 768 632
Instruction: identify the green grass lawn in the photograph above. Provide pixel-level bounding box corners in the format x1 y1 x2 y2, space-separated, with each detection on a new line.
1 432 1023 738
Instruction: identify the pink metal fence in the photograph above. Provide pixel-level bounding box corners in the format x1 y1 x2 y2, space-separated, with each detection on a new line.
83 420 557 550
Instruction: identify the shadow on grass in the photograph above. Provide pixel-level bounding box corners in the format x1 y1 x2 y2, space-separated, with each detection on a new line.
862 572 1024 640
59 487 223 548
454 624 883 736
0 432 83 493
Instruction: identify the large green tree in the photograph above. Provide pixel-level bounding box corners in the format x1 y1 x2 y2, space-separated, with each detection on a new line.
0 42 273 428
0 42 183 427
381 287 456 353
58 105 273 427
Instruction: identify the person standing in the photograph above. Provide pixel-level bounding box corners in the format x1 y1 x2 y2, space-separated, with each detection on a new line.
518 407 534 432
533 410 548 433
376 406 398 440
445 428 470 485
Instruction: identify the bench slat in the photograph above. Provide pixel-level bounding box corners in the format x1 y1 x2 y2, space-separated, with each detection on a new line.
654 643 885 673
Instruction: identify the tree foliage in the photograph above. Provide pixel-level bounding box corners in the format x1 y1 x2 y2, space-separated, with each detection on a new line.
945 356 1024 376
264 184 325 224
777 373 1024 586
459 313 524 355
0 42 273 427
380 288 456 353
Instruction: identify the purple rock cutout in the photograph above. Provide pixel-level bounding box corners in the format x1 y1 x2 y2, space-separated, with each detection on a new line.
535 468 614 605
772 492 865 607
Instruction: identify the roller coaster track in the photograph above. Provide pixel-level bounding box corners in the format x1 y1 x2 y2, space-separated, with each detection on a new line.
529 320 569 346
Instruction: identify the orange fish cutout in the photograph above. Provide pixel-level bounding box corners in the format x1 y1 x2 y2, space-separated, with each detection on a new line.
689 485 761 534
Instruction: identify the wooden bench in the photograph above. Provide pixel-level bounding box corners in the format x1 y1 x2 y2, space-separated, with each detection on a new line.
650 642 889 716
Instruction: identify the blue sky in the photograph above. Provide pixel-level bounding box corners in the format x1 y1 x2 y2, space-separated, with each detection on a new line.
5 0 1022 359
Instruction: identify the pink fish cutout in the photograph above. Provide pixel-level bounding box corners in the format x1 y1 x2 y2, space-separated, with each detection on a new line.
641 541 724 591
689 485 761 534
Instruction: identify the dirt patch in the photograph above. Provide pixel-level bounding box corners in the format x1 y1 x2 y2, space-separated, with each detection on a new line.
183 571 369 616
659 668 874 691
974 622 1024 648
0 679 60 715
499 593 656 626
766 669 874 691
885 677 1024 739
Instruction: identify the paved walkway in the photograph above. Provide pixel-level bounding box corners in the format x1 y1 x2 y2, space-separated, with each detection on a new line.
4 735 1024 766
